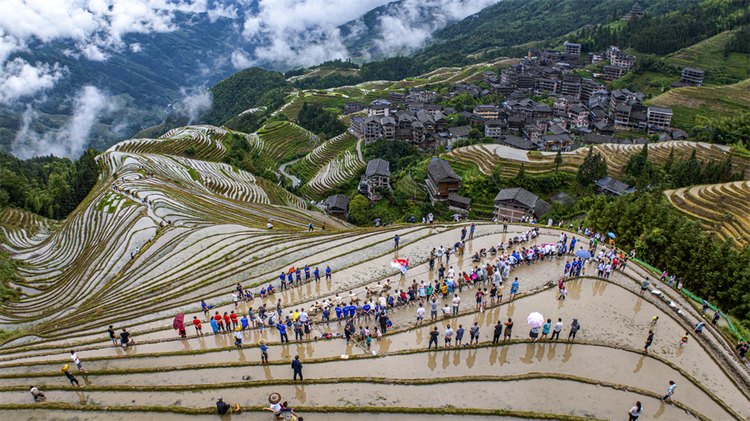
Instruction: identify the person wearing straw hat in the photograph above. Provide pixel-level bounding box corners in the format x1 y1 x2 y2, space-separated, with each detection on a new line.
264 393 282 417
62 365 82 388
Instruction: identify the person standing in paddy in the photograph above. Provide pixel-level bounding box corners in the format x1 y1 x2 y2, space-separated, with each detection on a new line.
661 380 676 403
452 294 461 315
63 368 82 388
278 321 289 344
292 355 304 381
444 324 453 348
568 318 581 342
628 401 643 421
492 320 503 344
509 278 519 300
326 266 332 281
469 223 475 239
192 316 203 336
469 321 480 346
461 226 467 241
108 325 118 346
70 350 86 373
394 234 400 249
314 267 320 282
503 318 514 341
259 340 269 363
280 271 287 290
428 326 440 349
644 330 654 353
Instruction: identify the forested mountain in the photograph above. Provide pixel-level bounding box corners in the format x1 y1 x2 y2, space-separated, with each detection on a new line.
424 0 706 57
577 0 750 55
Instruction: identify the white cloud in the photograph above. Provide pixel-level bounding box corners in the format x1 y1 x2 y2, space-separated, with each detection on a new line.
175 91 213 124
207 1 238 22
238 0 389 67
12 86 121 159
0 58 67 104
129 43 142 53
370 0 499 54
231 50 254 69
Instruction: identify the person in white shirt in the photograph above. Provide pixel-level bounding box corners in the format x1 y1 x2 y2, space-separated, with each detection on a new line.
416 305 425 325
444 325 454 349
70 350 86 373
452 294 461 315
551 318 563 341
628 401 642 421
298 311 308 323
442 303 451 316
263 402 282 417
447 267 455 279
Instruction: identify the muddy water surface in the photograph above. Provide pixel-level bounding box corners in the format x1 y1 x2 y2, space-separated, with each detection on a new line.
1 344 731 420
0 379 697 420
0 410 540 421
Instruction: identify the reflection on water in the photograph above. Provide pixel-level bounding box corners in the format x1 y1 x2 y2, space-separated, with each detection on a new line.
634 356 645 374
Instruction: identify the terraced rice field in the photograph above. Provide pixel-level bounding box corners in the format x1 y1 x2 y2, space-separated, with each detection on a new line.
304 148 365 196
113 125 259 162
289 132 357 184
0 217 748 420
256 121 320 164
447 141 750 179
665 180 750 246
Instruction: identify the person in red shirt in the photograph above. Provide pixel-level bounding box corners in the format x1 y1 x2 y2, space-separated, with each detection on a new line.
223 312 231 332
192 316 203 336
230 311 238 330
214 312 224 332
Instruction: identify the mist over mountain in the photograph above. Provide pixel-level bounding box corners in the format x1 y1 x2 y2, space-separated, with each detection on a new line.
1 0 499 159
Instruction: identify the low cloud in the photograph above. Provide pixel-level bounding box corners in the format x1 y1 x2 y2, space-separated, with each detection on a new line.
370 0 499 54
174 91 213 124
0 58 67 104
12 86 120 159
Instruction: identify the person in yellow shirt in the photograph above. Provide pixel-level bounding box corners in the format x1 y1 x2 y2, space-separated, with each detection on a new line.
292 309 300 321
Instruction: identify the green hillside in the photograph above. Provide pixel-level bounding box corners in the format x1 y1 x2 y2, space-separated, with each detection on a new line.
425 0 705 57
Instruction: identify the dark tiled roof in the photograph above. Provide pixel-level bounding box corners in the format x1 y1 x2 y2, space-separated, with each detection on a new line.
448 193 472 205
365 158 390 177
326 194 350 212
427 159 461 183
534 200 551 219
448 125 472 138
494 187 538 209
595 176 631 195
498 135 536 150
584 133 613 144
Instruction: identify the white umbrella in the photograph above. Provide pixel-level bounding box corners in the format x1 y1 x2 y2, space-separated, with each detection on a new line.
527 312 544 328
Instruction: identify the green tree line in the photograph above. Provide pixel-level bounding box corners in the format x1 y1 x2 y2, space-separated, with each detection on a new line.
579 0 750 55
0 148 100 220
296 103 348 139
586 191 750 324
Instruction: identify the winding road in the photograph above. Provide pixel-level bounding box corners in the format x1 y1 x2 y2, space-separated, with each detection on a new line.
277 157 302 188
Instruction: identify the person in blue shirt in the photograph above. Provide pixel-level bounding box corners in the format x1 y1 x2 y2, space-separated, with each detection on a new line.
461 227 467 241
564 261 571 278
304 265 310 280
335 305 343 322
569 238 577 254
322 307 330 324
267 284 275 294
259 340 268 363
295 268 301 284
470 223 475 239
240 316 249 330
325 266 332 281
278 323 288 343
260 287 267 298
363 302 371 319
201 300 209 318
314 267 320 282
279 272 287 290
510 278 520 300
394 234 400 249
